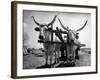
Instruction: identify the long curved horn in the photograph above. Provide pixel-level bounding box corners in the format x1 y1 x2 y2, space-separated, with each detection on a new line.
58 18 68 31
47 15 57 27
31 16 40 26
76 20 88 31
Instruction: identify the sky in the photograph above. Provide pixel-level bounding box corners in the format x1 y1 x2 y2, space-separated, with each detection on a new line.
23 10 91 49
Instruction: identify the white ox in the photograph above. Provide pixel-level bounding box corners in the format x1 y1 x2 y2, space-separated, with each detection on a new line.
57 17 88 63
32 16 61 66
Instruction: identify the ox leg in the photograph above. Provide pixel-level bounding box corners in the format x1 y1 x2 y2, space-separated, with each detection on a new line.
56 51 58 63
66 46 69 62
54 51 58 64
54 51 57 63
67 45 70 63
72 48 74 63
75 47 80 60
45 53 48 66
57 51 59 63
71 47 75 66
72 49 75 66
72 46 75 62
50 55 52 66
55 51 56 63
74 50 76 62
65 49 68 62
69 45 73 63
59 51 61 62
66 46 68 62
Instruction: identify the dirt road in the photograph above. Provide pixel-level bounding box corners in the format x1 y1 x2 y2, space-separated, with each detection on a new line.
23 50 91 69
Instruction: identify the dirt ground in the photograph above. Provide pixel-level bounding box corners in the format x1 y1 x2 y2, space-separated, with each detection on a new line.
23 50 91 69
75 51 91 66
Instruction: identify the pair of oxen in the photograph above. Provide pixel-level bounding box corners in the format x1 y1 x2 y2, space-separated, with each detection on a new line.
32 15 87 67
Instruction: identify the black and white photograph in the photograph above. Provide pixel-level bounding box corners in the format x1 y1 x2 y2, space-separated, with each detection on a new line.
11 1 97 78
23 10 91 69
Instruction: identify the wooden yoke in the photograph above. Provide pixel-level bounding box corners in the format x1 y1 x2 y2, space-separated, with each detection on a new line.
55 27 65 43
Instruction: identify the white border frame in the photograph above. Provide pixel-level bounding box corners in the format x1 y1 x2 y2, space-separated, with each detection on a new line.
15 2 97 77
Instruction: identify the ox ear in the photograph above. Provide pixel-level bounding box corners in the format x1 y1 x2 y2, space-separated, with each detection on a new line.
31 16 40 26
57 18 68 31
76 20 88 31
47 15 57 27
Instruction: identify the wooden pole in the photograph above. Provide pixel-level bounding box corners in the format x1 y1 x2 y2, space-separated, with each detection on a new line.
51 24 53 42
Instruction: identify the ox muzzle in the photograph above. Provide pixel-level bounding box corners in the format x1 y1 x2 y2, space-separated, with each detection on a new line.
39 35 44 40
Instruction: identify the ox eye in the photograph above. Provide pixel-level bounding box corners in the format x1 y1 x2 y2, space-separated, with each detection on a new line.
48 27 52 30
34 27 40 31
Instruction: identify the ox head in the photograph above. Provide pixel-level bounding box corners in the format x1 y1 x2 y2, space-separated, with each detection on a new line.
32 16 57 40
58 17 88 44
